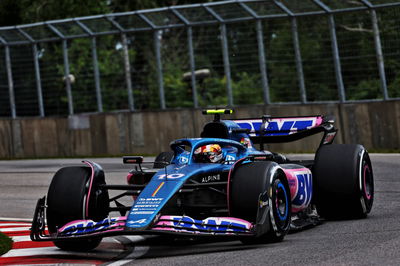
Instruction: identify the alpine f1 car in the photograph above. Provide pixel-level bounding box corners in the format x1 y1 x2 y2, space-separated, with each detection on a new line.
31 109 374 251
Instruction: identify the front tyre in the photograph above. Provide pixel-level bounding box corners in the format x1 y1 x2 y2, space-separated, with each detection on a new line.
46 166 109 251
313 144 374 219
230 161 291 244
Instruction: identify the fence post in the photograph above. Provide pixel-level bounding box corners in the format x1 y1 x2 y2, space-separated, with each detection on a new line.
75 20 105 112
91 37 103 112
359 0 388 100
240 2 270 105
32 44 45 117
371 8 388 100
170 8 199 108
256 19 270 105
220 23 233 106
328 14 346 102
313 1 346 102
204 5 233 106
62 40 74 115
121 33 135 111
4 45 16 118
47 23 75 115
290 17 307 103
154 30 166 109
273 0 307 103
187 26 199 108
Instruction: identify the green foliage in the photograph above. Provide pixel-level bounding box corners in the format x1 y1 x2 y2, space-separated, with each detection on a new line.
347 79 382 100
232 72 263 105
388 75 400 98
27 0 108 24
265 19 300 102
199 76 228 107
1 1 399 115
164 71 193 108
0 232 12 256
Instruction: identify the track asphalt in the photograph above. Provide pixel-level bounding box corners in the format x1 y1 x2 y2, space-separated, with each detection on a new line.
0 154 399 265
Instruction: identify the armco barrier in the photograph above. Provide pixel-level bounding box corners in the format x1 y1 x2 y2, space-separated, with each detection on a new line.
0 101 399 159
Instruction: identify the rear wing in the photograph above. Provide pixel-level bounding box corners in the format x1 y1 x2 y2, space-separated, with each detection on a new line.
232 115 337 146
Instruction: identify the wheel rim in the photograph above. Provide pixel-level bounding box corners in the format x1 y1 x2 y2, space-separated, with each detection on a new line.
363 164 373 201
274 180 289 226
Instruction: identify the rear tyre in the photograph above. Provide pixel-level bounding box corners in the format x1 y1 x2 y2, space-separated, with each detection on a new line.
153 151 174 168
230 161 291 244
46 166 109 251
313 144 374 219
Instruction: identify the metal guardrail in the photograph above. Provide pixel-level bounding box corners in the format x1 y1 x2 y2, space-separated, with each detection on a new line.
1 0 399 118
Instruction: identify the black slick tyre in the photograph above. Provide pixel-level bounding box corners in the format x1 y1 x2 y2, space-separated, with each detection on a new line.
313 144 374 219
46 166 109 251
230 161 291 244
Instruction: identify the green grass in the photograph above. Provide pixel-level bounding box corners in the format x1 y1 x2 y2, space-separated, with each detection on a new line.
0 232 12 256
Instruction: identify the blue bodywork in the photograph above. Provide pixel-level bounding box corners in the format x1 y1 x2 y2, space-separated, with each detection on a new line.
126 136 265 230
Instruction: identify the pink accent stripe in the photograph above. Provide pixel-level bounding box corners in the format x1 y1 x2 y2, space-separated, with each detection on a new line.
83 161 95 218
283 168 311 172
315 116 323 126
152 227 175 231
151 227 245 236
215 217 251 224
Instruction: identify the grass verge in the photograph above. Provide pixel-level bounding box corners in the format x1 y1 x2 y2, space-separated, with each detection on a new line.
0 231 12 256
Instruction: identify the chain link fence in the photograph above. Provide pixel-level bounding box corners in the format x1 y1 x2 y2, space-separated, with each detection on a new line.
1 0 400 118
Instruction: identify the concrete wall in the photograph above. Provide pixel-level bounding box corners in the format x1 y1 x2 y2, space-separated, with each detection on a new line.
0 101 399 159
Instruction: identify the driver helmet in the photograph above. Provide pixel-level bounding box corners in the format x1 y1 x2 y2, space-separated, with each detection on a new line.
194 144 223 163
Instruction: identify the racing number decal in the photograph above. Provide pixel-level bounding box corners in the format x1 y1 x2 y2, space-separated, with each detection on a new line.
158 173 185 179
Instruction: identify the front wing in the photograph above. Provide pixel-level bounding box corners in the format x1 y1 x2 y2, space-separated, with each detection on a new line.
30 197 255 242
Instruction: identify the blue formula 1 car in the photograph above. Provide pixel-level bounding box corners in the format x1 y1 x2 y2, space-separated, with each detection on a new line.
31 109 374 251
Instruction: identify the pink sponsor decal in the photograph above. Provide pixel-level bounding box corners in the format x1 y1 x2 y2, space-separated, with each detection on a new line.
152 215 253 235
58 216 126 234
283 168 313 213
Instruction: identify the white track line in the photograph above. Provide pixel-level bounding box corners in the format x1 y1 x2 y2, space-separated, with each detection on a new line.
3 247 125 259
0 223 31 227
2 247 59 257
10 235 31 242
0 218 32 222
107 246 150 266
120 235 147 243
0 227 31 232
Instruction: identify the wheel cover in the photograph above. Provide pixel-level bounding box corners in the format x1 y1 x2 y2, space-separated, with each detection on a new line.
363 164 373 201
275 182 289 222
269 176 290 233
